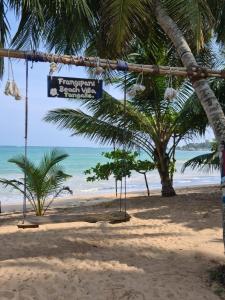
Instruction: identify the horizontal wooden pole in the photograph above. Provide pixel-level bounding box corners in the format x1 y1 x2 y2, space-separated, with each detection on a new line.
0 48 224 79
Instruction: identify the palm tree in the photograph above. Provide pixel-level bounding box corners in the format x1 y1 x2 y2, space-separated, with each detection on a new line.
0 149 72 216
45 77 205 197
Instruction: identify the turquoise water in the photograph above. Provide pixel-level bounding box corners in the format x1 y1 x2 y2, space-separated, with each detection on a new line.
0 146 110 175
0 146 220 204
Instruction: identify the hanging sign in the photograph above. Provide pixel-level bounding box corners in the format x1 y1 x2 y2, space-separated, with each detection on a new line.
47 76 103 99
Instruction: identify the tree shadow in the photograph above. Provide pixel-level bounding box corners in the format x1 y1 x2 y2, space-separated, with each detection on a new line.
0 224 222 300
0 186 222 232
0 225 192 262
130 191 222 231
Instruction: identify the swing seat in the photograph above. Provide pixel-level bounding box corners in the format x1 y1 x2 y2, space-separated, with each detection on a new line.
17 219 39 229
16 211 131 227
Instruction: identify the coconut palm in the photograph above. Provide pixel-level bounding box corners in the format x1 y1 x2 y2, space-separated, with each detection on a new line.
0 149 72 216
44 40 210 197
45 76 206 196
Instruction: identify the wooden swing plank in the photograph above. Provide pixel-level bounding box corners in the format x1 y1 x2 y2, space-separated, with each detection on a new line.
17 220 39 229
18 211 131 226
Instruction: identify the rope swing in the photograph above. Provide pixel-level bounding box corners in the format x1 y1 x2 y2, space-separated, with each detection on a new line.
18 59 38 228
4 55 133 226
3 56 38 228
117 60 129 218
23 59 29 221
122 72 127 217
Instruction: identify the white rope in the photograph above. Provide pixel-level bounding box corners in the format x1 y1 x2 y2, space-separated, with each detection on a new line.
49 61 58 76
4 55 22 100
128 66 145 97
164 68 177 101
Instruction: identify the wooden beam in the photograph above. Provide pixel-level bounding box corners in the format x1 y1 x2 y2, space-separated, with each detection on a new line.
0 48 224 79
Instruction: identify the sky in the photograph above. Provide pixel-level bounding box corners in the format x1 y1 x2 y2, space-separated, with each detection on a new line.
0 10 214 147
0 11 124 147
0 59 123 147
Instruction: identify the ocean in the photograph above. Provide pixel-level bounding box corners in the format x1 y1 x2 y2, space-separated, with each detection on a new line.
0 146 220 205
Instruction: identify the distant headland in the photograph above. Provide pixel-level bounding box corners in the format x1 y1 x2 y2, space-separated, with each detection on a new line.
177 140 212 151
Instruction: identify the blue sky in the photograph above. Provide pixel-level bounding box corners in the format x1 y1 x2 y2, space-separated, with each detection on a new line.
0 11 124 147
0 10 213 147
0 59 123 147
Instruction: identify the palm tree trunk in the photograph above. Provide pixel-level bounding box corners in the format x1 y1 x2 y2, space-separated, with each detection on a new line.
154 143 176 197
154 0 225 250
37 199 42 216
154 1 225 142
158 166 176 197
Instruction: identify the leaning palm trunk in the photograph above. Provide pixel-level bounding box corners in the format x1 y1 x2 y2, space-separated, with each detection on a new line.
155 0 225 250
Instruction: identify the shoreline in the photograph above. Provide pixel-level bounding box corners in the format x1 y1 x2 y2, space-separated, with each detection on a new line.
0 183 220 213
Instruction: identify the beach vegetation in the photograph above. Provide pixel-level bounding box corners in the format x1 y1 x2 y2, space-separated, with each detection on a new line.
45 76 205 197
209 265 225 298
5 0 225 140
181 76 225 173
0 149 72 216
45 33 218 197
84 149 155 197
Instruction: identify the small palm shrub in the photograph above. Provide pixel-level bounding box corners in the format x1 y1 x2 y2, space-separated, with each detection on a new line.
0 149 73 216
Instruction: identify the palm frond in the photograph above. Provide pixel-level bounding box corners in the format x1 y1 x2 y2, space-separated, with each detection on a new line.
100 0 150 55
165 0 214 51
181 151 219 173
45 108 132 145
39 149 69 177
0 0 10 77
0 178 25 195
206 0 225 43
10 0 96 52
8 155 37 176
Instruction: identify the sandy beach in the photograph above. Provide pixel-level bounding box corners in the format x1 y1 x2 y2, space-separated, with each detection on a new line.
0 185 224 299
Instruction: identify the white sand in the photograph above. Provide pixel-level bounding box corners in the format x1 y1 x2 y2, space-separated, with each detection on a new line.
0 185 224 300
